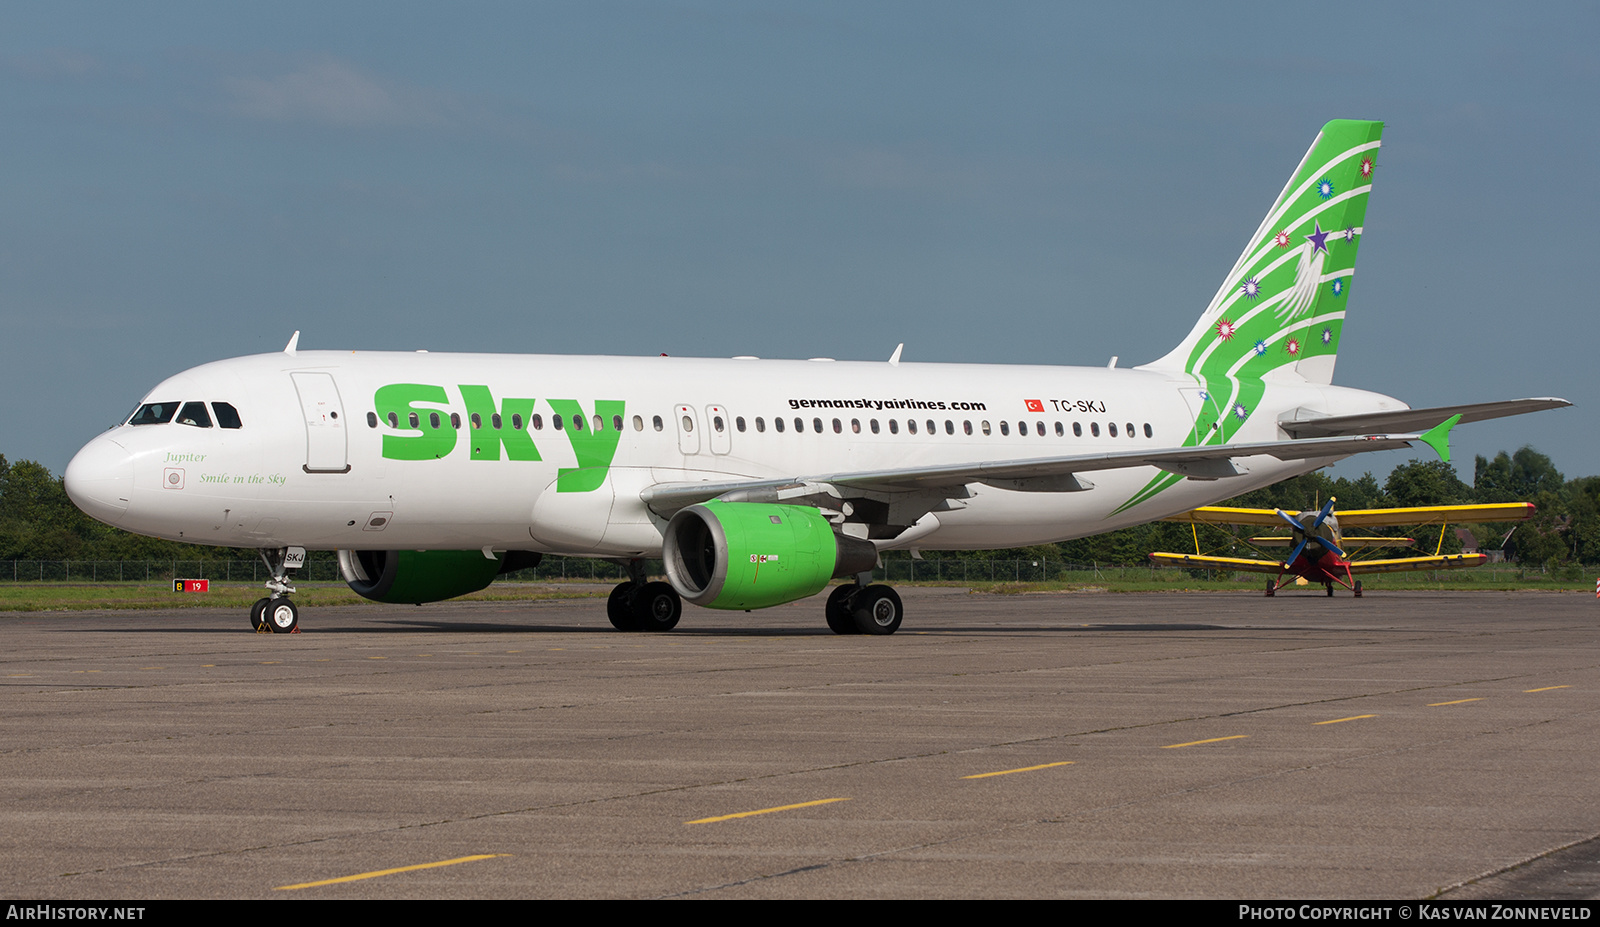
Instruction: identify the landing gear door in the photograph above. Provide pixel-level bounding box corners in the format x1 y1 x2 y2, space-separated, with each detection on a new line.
291 372 350 473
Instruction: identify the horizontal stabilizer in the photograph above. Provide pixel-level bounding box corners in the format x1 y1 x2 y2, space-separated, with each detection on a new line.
1279 398 1570 439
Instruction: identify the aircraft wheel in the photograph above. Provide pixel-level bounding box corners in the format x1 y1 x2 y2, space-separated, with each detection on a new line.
1353 580 1363 598
633 582 682 631
1265 581 1275 598
1326 583 1334 597
607 582 641 631
851 585 903 635
250 597 271 632
265 598 299 634
825 584 860 635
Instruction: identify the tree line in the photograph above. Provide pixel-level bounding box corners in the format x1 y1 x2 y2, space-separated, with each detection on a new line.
2 447 1592 569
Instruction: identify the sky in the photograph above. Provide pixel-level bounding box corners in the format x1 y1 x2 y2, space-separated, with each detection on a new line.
3 1 1594 484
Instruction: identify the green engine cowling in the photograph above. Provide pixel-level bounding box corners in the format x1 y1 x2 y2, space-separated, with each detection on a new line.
662 501 878 610
338 549 542 604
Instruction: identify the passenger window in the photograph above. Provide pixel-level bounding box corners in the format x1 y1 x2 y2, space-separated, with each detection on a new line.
531 414 542 430
409 412 420 429
653 415 664 432
471 413 482 429
736 416 746 432
388 412 399 428
889 420 899 434
870 419 880 434
1055 422 1064 437
1108 422 1117 437
451 413 461 429
176 401 212 428
963 421 972 435
129 402 179 426
213 403 243 429
1144 423 1153 438
755 417 766 433
572 415 584 432
1091 422 1100 437
907 420 918 435
1073 422 1083 437
981 420 991 435
633 415 643 431
613 414 624 432
1126 422 1135 438
681 416 692 433
945 420 954 435
492 413 503 430
366 411 378 429
1018 421 1028 436
775 417 785 433
595 415 605 432
832 418 841 434
926 419 935 434
813 417 823 433
1000 421 1009 436
512 413 523 430
554 415 564 431
714 416 725 433
429 412 440 429
851 419 861 434
794 417 803 432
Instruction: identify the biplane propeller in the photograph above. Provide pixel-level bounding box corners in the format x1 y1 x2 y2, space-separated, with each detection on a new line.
1150 500 1537 597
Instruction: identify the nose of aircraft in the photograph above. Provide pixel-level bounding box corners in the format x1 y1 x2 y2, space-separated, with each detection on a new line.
64 434 134 525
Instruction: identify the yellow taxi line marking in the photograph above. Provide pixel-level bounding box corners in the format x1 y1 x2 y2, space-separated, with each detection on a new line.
962 761 1074 779
1525 685 1571 692
275 854 508 890
686 797 850 825
1162 735 1249 749
1314 715 1377 725
1428 698 1483 706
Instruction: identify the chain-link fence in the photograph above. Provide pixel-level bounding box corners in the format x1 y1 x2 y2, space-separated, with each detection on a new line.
0 558 1555 584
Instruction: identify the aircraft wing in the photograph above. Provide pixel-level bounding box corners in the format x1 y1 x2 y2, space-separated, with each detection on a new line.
1279 398 1569 439
1166 501 1535 528
1345 553 1488 573
640 431 1425 513
1331 503 1536 527
1148 552 1289 574
1149 551 1488 574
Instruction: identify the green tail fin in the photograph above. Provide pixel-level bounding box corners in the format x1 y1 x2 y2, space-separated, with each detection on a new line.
1144 119 1382 388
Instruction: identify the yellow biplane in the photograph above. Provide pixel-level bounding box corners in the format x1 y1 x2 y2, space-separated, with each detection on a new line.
1150 500 1536 596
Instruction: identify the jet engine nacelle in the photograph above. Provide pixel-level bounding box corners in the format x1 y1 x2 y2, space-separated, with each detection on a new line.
338 549 543 604
662 501 879 610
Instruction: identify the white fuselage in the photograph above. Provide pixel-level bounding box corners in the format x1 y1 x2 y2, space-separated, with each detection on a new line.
64 350 1407 556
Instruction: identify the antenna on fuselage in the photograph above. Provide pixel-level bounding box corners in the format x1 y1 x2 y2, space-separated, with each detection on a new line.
888 343 903 366
284 331 300 356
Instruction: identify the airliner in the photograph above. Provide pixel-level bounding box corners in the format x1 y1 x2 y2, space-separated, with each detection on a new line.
63 120 1567 635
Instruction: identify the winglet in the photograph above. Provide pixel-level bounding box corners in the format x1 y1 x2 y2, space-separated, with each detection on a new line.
1419 414 1462 463
284 330 300 356
888 343 903 366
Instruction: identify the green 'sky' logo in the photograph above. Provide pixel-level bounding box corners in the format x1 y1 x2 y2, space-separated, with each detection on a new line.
374 384 623 493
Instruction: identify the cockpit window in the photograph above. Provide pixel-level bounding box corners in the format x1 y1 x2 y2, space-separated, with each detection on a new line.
177 402 213 428
128 402 179 426
212 402 242 429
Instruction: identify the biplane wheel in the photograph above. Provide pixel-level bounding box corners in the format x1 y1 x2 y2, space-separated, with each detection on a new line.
1353 581 1363 598
1265 580 1275 598
1326 583 1334 597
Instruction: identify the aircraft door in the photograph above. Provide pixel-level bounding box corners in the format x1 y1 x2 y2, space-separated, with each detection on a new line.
674 404 700 455
291 372 350 473
1178 387 1223 446
705 405 731 455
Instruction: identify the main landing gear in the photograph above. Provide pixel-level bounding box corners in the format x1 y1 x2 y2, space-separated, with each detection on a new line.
607 559 683 631
825 581 903 635
250 548 299 634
